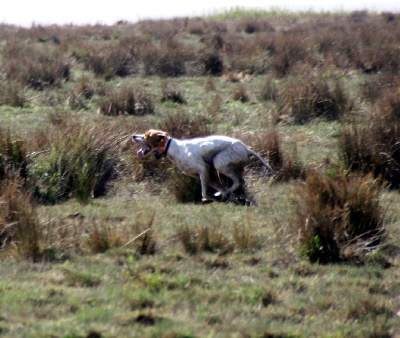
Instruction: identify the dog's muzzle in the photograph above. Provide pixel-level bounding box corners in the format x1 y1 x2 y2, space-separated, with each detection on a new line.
132 135 152 158
137 145 152 158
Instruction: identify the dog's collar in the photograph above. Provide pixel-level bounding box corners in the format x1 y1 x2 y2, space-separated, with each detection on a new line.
158 136 172 157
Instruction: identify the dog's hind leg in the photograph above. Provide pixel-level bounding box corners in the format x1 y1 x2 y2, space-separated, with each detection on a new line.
215 167 244 201
209 181 227 199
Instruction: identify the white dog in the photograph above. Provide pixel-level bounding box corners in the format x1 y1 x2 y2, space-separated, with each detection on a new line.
132 129 276 203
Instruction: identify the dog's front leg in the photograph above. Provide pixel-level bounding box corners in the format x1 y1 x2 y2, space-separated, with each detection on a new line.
199 168 218 202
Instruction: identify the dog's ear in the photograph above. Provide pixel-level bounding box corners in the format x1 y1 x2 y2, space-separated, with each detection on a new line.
147 130 168 143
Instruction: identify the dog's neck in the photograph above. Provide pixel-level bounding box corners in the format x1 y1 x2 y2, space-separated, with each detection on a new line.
158 136 172 156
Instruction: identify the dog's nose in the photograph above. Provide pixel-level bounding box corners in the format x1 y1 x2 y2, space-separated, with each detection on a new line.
132 135 142 142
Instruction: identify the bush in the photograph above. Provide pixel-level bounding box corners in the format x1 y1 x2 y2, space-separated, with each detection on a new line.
178 224 234 255
0 81 27 108
98 84 155 116
170 171 203 203
295 170 386 263
232 84 250 103
2 43 70 89
242 129 305 182
276 72 352 124
0 179 41 262
81 42 137 80
30 122 121 204
202 52 224 76
141 39 188 77
339 97 400 188
160 83 186 104
0 129 28 182
159 110 212 140
270 34 311 77
260 75 278 102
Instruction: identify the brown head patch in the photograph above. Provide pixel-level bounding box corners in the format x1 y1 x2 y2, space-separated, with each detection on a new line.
144 129 169 148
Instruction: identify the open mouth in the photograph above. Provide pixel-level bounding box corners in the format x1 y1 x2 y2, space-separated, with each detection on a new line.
137 144 152 158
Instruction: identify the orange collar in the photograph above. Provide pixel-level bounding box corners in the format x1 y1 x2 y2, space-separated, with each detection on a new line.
157 136 171 155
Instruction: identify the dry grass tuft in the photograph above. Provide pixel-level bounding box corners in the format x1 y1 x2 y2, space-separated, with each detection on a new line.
98 84 155 116
178 224 234 255
0 179 41 261
276 72 352 124
30 120 122 204
295 170 386 263
339 98 400 189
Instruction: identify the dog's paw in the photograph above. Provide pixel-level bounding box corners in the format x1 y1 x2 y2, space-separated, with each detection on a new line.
221 193 231 202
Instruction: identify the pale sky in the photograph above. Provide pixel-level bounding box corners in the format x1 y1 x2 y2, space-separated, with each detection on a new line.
2 0 400 27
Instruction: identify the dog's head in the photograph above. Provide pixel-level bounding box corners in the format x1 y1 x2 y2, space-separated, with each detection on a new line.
132 129 170 159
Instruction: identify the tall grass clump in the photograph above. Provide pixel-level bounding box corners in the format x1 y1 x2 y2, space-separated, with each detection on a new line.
178 224 234 255
30 122 121 204
339 93 400 188
82 43 135 80
0 129 28 182
276 71 352 124
0 179 41 262
2 43 70 89
98 84 155 116
140 39 189 77
159 110 212 140
295 170 386 263
0 81 27 108
243 129 305 182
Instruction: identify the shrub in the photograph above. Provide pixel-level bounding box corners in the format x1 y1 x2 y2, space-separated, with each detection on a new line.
0 81 27 108
170 171 203 203
98 85 135 116
160 83 186 104
2 43 70 89
71 75 96 100
232 84 250 103
85 222 124 254
242 129 305 182
207 93 223 115
339 98 400 188
187 20 206 35
30 122 121 204
237 19 274 34
141 39 188 77
202 52 224 76
178 224 234 255
260 75 278 102
270 34 311 77
275 145 307 182
295 170 386 263
0 179 41 262
276 72 352 124
0 129 28 182
81 42 137 80
233 221 258 252
359 74 397 104
98 84 155 116
159 110 212 139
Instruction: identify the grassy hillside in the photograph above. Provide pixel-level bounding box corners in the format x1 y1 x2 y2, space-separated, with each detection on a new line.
0 9 400 337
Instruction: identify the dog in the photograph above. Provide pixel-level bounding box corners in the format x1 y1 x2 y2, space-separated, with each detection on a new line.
132 129 276 203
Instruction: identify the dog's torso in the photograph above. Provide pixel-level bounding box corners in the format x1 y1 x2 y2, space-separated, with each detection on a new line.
166 135 249 176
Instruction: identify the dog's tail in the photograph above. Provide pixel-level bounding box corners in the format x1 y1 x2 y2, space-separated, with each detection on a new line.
248 149 278 175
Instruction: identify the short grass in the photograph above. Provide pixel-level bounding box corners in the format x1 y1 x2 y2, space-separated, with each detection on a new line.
1 187 399 337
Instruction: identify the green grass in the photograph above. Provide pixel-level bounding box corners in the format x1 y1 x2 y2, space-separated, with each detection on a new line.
1 180 399 336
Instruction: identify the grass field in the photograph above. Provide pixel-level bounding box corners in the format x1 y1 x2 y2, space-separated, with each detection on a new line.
1 9 400 338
